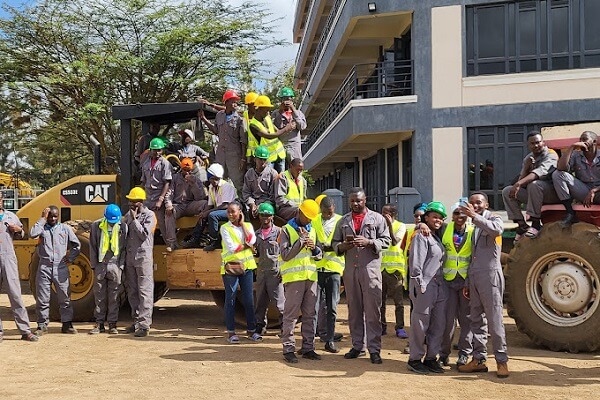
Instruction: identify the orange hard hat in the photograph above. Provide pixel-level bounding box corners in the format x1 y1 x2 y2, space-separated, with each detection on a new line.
222 89 240 103
180 157 194 171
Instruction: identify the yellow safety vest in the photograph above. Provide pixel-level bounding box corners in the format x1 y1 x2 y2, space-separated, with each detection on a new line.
249 116 286 162
441 222 473 281
220 222 257 275
313 214 344 275
279 224 318 284
244 110 257 157
283 170 304 204
98 218 120 263
381 220 407 286
403 226 416 259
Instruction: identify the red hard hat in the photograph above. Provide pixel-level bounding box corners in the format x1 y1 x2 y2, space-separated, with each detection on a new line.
222 89 240 103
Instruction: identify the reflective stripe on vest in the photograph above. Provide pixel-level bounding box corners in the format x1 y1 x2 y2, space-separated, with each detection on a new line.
283 170 304 204
249 116 286 162
279 224 318 283
220 222 257 275
313 214 344 275
244 110 258 157
381 220 407 276
441 221 473 281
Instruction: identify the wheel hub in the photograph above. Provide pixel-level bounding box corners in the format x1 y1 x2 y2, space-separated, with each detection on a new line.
541 262 592 314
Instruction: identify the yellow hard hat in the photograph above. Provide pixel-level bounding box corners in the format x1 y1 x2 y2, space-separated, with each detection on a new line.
245 92 259 105
299 199 320 221
126 187 146 201
315 194 327 206
254 95 273 109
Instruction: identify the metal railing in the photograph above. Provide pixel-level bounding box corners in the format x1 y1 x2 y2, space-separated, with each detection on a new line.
301 0 345 105
302 59 414 154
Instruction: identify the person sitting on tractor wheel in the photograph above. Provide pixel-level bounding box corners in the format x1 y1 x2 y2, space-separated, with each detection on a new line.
502 131 559 239
552 130 600 227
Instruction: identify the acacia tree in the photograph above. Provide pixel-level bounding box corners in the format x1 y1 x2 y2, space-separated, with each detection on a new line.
0 0 282 187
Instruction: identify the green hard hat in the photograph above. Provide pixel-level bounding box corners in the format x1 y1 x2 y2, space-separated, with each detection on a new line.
254 145 270 159
425 201 447 219
277 87 295 98
258 202 275 215
149 137 166 150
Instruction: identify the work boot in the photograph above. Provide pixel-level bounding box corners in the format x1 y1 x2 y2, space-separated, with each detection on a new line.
458 358 488 373
560 213 579 228
61 322 78 334
35 324 48 336
319 332 343 342
407 359 430 374
89 323 105 335
423 358 445 373
125 324 136 334
439 355 450 366
497 362 509 378
302 350 321 360
283 352 298 364
344 348 366 359
324 341 339 353
134 328 149 337
255 325 267 336
370 352 383 364
181 235 201 249
108 323 118 335
203 238 221 252
456 353 469 367
21 332 39 342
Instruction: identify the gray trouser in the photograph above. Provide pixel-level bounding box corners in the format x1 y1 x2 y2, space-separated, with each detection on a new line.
316 271 341 341
36 263 73 324
281 280 317 354
93 264 123 324
408 276 447 361
164 200 207 246
553 170 600 203
344 265 383 354
469 268 508 363
254 268 285 328
144 202 167 246
276 205 298 222
216 151 244 191
381 270 405 331
125 261 154 329
284 143 302 162
0 257 33 334
502 180 560 220
440 275 473 358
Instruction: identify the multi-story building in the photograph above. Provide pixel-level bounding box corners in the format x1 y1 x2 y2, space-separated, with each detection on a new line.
293 0 600 220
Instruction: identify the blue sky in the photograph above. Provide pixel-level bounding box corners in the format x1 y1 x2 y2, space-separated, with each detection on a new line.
0 0 299 83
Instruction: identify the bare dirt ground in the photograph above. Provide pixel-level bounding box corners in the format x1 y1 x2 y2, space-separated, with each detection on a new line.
1 288 599 400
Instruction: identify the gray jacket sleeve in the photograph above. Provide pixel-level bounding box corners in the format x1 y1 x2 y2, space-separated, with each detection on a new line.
369 214 391 254
30 217 46 239
292 110 307 131
119 223 128 269
275 175 294 208
472 212 503 237
66 226 81 262
531 150 558 179
127 211 156 242
242 170 254 205
279 226 306 262
409 233 428 292
89 223 99 269
332 217 346 256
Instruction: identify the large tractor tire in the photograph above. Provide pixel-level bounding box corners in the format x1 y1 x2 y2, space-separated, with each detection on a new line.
505 222 600 352
29 233 96 322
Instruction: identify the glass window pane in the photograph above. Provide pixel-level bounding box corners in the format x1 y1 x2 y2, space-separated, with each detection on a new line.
506 145 526 186
551 6 569 54
519 10 537 55
520 59 538 71
468 148 476 191
584 0 600 51
585 54 600 68
552 56 570 70
478 6 506 58
479 62 507 75
467 7 475 60
478 148 494 190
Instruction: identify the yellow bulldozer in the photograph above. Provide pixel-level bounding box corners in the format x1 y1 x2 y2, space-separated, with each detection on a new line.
14 102 230 321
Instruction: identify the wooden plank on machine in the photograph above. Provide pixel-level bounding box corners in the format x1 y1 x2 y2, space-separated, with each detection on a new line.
166 249 224 290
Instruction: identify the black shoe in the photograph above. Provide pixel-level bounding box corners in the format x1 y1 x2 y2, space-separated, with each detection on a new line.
407 359 430 374
21 333 39 342
203 240 221 252
344 348 366 359
134 328 149 337
324 341 339 353
35 325 48 336
283 352 298 363
333 332 343 342
370 352 383 364
125 324 136 334
302 350 322 360
61 322 78 334
89 323 105 335
108 323 118 335
424 358 445 373
440 355 450 366
181 237 200 249
560 213 579 228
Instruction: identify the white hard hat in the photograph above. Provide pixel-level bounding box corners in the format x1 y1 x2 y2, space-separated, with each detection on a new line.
207 163 224 179
183 129 195 141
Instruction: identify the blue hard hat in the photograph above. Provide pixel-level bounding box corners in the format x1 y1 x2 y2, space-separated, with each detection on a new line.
104 203 122 224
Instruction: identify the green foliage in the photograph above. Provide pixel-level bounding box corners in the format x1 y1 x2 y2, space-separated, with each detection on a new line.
263 64 298 106
0 0 283 188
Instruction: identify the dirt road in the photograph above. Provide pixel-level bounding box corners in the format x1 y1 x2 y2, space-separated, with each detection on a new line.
1 289 598 400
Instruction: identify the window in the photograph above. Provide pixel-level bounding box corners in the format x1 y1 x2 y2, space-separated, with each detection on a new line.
466 0 600 76
386 145 399 190
468 124 545 210
402 138 413 188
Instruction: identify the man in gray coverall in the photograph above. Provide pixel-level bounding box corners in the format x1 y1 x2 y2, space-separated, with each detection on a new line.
0 191 39 342
502 131 558 239
458 192 509 378
89 204 128 334
271 87 307 162
332 187 391 364
123 187 157 337
30 206 81 335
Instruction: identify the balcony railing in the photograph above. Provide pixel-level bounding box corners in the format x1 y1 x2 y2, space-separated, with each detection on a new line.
300 0 345 105
302 59 414 154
